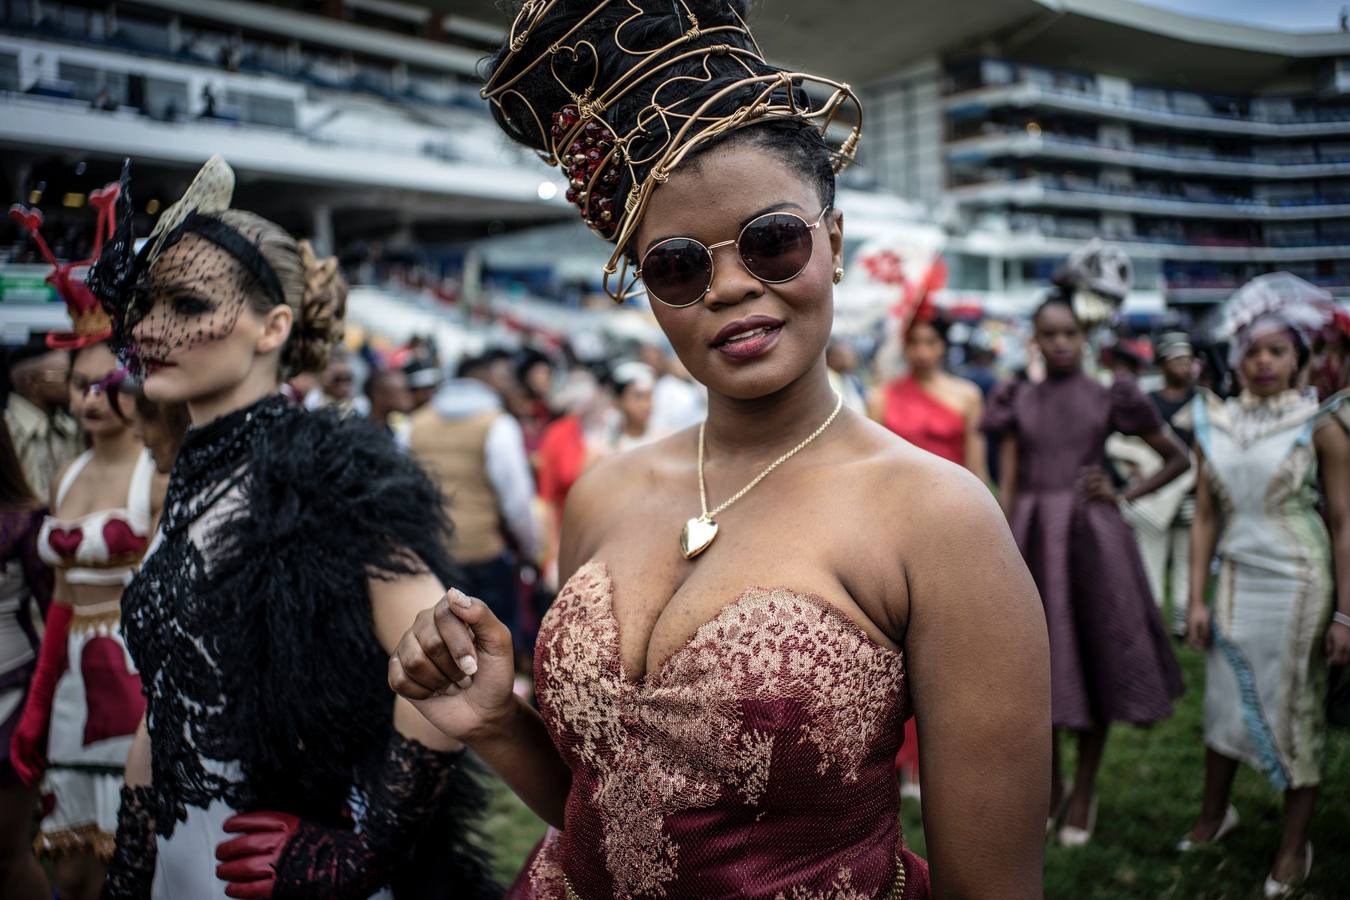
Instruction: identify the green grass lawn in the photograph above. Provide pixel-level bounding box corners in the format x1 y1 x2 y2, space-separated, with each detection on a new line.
479 646 1348 898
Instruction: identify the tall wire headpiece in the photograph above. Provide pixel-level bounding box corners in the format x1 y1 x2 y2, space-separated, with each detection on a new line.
482 0 863 302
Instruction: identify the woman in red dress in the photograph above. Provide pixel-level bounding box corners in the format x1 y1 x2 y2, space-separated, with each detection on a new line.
870 310 989 478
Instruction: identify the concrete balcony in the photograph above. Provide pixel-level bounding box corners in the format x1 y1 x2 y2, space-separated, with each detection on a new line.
948 178 1350 221
945 83 1350 139
0 92 565 220
1163 281 1350 304
946 132 1350 180
946 226 1350 263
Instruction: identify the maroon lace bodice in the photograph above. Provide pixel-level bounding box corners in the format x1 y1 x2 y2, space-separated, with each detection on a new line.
512 560 928 899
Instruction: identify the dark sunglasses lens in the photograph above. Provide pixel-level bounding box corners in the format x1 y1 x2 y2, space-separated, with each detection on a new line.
642 239 712 306
739 214 814 283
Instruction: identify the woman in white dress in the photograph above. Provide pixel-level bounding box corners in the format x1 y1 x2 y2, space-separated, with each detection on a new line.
1180 273 1350 898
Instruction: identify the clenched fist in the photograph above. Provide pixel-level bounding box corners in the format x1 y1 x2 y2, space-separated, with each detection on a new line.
388 588 518 744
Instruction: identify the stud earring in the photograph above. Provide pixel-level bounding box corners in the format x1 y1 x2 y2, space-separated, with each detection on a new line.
832 267 845 284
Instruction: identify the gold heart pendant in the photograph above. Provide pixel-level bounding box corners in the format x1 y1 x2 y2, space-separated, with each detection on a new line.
680 516 719 560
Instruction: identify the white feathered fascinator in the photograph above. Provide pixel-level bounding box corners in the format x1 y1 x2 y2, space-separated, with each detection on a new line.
1218 272 1336 367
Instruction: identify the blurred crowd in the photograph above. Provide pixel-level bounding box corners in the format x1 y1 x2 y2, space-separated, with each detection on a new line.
1 232 1348 897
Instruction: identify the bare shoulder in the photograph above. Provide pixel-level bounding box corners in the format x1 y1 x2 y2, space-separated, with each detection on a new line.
568 429 691 510
902 457 1009 567
944 372 985 410
48 458 76 511
1314 415 1350 455
558 428 694 569
853 418 998 527
848 417 1018 586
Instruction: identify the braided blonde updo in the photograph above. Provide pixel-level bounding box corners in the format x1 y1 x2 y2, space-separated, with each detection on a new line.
211 209 347 376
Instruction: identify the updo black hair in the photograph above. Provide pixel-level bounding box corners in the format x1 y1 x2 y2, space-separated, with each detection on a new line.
905 315 951 345
1270 326 1312 370
485 0 836 256
1032 296 1080 327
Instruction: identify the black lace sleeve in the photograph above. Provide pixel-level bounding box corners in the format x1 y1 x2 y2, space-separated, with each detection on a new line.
124 399 469 834
101 785 156 900
271 733 497 900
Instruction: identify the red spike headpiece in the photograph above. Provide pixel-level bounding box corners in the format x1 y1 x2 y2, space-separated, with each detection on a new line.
8 182 119 349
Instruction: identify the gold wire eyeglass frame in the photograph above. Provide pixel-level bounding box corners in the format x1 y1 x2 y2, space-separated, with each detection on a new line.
636 206 830 308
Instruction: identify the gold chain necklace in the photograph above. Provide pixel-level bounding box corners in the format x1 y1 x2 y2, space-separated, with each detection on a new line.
680 392 844 560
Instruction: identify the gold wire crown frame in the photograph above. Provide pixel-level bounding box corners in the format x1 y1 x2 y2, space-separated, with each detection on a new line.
481 0 863 302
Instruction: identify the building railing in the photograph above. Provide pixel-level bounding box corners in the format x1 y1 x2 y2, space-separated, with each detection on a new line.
952 176 1350 213
1165 276 1350 293
945 60 1350 128
947 130 1350 170
1000 214 1350 251
946 80 1350 134
0 13 491 119
0 89 525 172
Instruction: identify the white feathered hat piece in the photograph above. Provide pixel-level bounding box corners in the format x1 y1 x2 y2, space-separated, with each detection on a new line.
1219 272 1336 367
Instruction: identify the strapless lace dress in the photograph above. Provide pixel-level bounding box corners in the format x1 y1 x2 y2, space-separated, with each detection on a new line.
507 561 929 899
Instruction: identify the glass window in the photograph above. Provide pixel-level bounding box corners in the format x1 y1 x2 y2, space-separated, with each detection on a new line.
1131 257 1161 288
224 90 297 129
145 77 188 119
117 15 172 52
980 60 1015 87
58 3 86 34
1020 258 1057 283
103 69 127 105
0 51 19 92
948 253 990 291
6 0 35 27
57 61 99 100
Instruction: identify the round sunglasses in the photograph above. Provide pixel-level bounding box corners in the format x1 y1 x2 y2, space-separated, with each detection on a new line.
637 206 830 308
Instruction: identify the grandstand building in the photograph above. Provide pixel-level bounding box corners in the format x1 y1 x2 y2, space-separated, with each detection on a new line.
3 0 1349 327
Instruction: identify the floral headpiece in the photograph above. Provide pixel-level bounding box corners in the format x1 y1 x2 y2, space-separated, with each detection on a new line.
1219 272 1336 368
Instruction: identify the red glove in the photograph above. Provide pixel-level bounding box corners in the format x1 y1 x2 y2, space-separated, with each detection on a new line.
215 812 300 900
10 602 74 785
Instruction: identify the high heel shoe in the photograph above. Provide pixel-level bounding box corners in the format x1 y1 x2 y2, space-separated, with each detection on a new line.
1057 795 1098 848
1176 804 1240 852
1263 842 1312 898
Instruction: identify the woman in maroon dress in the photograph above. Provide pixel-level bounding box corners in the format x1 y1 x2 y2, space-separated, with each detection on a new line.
0 425 52 900
983 297 1188 847
389 2 1052 897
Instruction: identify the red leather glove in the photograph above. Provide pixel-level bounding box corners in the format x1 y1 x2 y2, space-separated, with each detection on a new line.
10 602 74 785
215 812 300 900
214 737 474 899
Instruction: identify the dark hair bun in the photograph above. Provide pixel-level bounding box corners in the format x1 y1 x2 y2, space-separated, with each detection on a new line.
285 240 347 376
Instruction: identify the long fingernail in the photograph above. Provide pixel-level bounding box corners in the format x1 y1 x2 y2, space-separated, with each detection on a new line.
458 655 478 676
454 592 473 610
456 676 473 689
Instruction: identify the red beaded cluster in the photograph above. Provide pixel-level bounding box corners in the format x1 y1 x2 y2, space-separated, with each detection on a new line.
551 104 622 238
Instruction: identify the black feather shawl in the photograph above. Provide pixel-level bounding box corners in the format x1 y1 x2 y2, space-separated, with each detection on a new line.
123 395 465 830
